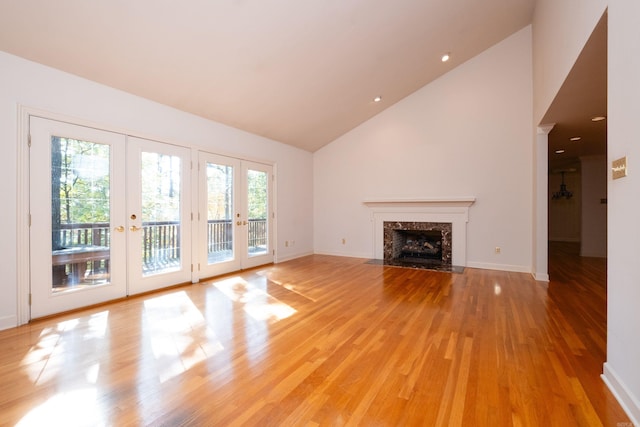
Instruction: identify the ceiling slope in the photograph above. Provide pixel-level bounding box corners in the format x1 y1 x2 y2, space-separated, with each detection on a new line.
0 0 535 151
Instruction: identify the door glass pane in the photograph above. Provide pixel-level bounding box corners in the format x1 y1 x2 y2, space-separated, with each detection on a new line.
51 137 111 292
141 152 182 276
207 162 234 264
247 169 268 257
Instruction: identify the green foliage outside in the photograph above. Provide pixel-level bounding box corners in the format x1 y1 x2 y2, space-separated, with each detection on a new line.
247 169 267 220
140 152 181 222
52 140 268 226
52 137 110 224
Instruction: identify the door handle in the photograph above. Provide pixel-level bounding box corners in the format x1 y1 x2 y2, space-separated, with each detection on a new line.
114 226 125 233
237 221 242 226
130 225 142 232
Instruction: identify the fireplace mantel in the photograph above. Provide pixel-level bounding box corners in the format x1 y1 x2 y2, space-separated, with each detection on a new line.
365 197 475 266
363 197 475 208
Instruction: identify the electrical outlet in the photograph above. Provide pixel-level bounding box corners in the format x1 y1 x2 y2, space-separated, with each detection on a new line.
495 247 501 254
285 241 289 247
342 238 346 245
291 240 295 246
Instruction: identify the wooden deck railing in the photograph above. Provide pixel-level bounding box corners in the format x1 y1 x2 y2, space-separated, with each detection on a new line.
55 218 268 276
206 219 268 250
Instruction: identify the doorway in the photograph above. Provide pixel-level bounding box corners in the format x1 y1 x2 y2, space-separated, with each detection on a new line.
539 12 608 279
28 117 273 319
197 152 274 279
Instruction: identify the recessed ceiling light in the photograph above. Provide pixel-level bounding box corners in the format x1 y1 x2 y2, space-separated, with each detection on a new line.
591 116 606 122
555 149 565 154
373 96 382 103
569 136 581 141
441 53 450 62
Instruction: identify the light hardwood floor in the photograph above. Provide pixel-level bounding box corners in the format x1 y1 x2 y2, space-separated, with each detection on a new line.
0 243 632 426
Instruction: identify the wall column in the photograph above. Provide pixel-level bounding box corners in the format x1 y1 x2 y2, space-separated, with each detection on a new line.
533 124 554 281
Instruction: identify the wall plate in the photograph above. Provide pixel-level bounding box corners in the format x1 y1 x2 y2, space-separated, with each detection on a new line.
612 156 627 180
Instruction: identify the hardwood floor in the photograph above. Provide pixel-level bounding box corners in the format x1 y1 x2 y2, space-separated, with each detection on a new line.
0 244 632 426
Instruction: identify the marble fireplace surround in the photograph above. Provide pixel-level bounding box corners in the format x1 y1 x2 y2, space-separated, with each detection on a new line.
363 198 476 267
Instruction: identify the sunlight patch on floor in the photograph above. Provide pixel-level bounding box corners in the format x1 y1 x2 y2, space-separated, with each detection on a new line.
21 311 110 385
213 276 297 323
142 291 224 383
16 388 103 427
256 269 317 302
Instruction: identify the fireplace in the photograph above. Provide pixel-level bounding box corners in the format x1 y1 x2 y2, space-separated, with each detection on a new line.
364 197 475 270
383 221 452 266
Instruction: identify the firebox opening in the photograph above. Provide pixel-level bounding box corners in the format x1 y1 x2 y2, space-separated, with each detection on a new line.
392 229 442 262
375 220 460 272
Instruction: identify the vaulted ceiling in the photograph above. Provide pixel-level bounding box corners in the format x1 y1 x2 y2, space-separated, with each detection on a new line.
543 12 607 172
0 0 537 152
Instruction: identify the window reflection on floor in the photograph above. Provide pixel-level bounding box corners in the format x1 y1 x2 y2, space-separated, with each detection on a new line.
16 388 102 427
213 276 297 323
21 311 110 385
142 291 224 384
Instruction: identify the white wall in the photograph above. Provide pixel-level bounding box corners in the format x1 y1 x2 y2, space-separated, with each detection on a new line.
604 0 640 423
533 0 640 423
530 0 607 282
313 27 533 272
532 0 608 125
0 51 314 330
580 155 607 257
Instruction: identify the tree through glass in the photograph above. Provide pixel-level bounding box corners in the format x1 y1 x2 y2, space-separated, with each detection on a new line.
206 162 234 264
140 152 182 276
247 169 268 257
51 137 111 292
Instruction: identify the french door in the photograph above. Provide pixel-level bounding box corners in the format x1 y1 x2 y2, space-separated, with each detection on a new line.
198 152 273 278
29 118 192 318
30 117 127 317
126 136 192 294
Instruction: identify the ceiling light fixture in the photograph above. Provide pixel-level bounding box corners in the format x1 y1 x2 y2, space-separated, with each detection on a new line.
570 136 581 141
441 53 450 62
373 96 382 103
591 116 606 122
552 171 573 200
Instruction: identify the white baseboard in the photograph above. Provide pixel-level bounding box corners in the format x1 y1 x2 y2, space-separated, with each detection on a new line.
0 315 18 331
312 254 533 274
465 261 531 274
276 251 314 263
313 250 371 259
602 362 640 426
533 272 550 282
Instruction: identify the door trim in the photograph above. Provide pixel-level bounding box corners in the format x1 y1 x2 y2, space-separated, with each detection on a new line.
16 105 31 325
